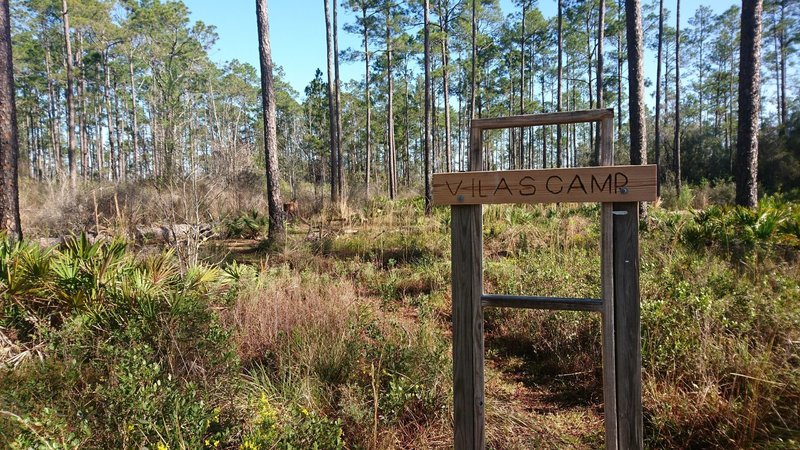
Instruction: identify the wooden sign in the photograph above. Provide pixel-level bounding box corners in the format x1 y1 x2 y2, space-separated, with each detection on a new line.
432 164 657 205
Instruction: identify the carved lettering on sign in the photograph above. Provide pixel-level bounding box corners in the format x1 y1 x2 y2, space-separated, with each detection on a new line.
431 165 657 205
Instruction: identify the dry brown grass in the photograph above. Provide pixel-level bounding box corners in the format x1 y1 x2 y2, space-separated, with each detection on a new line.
223 267 359 365
18 173 270 239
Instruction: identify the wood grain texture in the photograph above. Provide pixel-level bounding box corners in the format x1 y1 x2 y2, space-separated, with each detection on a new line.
451 122 484 449
613 202 643 450
433 165 656 205
471 108 614 130
600 115 619 450
451 205 484 449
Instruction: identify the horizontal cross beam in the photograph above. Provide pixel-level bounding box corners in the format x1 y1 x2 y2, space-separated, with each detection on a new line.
481 294 603 312
471 109 614 130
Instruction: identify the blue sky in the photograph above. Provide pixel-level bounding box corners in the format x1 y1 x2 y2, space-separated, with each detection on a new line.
184 0 740 101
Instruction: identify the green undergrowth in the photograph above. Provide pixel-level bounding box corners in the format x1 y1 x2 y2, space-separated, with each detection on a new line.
0 235 241 448
1 195 798 449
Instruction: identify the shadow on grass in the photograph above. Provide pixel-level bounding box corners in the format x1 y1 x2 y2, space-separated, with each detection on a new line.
486 333 604 411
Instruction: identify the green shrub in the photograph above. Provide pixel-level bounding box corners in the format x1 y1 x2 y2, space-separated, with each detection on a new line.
0 235 240 449
241 393 344 450
222 210 270 239
681 196 800 260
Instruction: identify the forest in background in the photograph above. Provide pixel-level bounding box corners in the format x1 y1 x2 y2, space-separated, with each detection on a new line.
7 0 799 211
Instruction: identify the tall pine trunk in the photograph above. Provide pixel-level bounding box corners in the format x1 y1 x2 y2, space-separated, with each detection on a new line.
519 0 527 169
386 4 397 198
324 0 339 203
556 0 563 168
735 0 762 207
256 0 285 240
114 79 124 182
779 0 787 128
78 33 88 180
129 52 139 180
594 0 605 165
0 0 21 240
626 0 646 167
424 0 432 215
440 7 452 172
333 0 344 200
470 0 477 125
103 50 117 180
655 0 664 197
44 43 62 177
362 3 371 197
626 0 647 220
674 0 681 195
61 0 77 185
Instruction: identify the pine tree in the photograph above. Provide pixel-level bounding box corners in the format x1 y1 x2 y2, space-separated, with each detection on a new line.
256 0 285 241
0 0 22 240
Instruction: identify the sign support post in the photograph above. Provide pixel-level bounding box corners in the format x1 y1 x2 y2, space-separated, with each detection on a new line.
439 110 651 450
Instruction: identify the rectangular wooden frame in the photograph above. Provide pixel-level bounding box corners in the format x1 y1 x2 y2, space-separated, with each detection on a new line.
450 109 643 450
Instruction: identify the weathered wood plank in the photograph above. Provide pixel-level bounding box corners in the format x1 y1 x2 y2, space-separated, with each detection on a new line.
600 115 619 450
481 294 603 312
432 165 657 205
451 122 485 450
451 205 484 450
613 202 643 450
471 109 614 130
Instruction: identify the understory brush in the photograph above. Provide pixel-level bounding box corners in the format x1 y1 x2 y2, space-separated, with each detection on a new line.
1 193 797 449
470 200 799 448
227 265 451 448
0 235 241 448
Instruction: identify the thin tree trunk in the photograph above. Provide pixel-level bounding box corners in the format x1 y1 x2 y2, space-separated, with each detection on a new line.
386 5 397 199
470 0 477 123
44 44 62 177
626 0 646 166
771 8 781 128
595 0 605 165
424 0 432 215
114 79 125 182
103 50 117 181
735 0 762 207
541 76 546 168
674 0 681 195
78 33 88 180
519 0 526 168
61 0 77 185
36 118 44 180
129 52 139 180
587 8 594 158
0 0 22 240
324 0 339 203
94 102 102 179
655 0 664 197
333 0 344 200
556 0 563 168
256 0 285 240
626 0 647 220
147 90 157 177
440 1 452 172
779 0 787 130
617 0 623 141
362 2 371 197
404 56 410 185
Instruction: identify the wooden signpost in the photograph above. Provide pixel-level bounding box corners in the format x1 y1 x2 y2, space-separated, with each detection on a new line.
438 109 656 450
